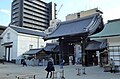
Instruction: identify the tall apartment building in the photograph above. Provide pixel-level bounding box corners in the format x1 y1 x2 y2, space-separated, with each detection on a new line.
66 8 103 21
11 0 56 31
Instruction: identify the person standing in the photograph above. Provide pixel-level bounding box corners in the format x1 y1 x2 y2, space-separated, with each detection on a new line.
45 59 55 78
109 58 115 73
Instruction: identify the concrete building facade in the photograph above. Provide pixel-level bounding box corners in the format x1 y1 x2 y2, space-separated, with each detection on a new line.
66 8 103 21
45 19 61 35
11 0 56 31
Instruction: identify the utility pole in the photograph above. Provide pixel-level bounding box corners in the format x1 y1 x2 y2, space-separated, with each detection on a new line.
56 4 63 15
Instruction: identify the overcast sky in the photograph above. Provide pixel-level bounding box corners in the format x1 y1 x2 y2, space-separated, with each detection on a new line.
0 0 120 26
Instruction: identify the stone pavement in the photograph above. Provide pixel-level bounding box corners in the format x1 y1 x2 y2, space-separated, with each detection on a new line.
0 63 120 79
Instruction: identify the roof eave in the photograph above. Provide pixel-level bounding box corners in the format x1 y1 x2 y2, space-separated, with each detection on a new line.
44 31 88 40
90 34 120 38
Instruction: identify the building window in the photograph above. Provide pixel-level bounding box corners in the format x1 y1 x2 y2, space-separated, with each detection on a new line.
29 44 33 49
77 13 80 18
7 33 10 39
109 46 120 66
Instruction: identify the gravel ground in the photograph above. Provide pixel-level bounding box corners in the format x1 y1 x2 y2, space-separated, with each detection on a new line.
0 63 120 79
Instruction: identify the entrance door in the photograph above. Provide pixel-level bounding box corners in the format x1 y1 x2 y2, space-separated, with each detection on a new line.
86 51 98 66
5 46 12 61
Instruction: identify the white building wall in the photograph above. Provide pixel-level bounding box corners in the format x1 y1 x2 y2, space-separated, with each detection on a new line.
107 36 120 70
0 27 47 61
0 40 3 59
0 28 18 60
38 37 46 47
108 37 120 46
17 33 46 58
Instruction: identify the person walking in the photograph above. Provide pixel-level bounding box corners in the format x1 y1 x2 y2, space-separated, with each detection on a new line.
60 59 65 69
22 59 27 67
109 58 115 73
45 59 55 78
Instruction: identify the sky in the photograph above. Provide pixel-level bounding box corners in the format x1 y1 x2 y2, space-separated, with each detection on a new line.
0 0 120 26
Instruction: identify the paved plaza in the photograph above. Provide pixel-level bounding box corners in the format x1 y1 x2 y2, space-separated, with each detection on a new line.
0 63 120 79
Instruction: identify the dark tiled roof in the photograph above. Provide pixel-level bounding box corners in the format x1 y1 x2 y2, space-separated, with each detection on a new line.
10 25 46 37
85 39 107 51
0 25 7 29
0 36 2 39
1 42 13 46
0 25 7 35
45 13 103 39
44 43 58 52
23 48 43 55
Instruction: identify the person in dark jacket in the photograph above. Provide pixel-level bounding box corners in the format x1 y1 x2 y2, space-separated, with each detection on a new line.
22 59 27 67
45 59 55 78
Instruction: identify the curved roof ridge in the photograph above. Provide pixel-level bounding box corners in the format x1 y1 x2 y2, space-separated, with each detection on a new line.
48 13 100 37
45 13 103 40
60 13 100 25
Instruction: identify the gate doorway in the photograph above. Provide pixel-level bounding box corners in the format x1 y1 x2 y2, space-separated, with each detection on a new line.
5 46 12 62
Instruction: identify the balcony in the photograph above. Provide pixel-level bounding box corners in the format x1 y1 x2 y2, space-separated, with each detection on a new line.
23 10 49 20
23 14 49 23
24 1 48 12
